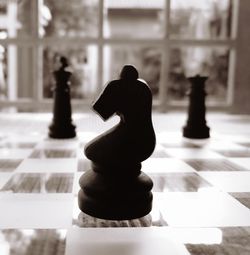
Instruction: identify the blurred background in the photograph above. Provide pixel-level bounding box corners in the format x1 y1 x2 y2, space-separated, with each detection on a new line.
0 0 249 113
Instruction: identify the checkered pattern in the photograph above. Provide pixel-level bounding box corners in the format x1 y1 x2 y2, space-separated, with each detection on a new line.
0 113 250 255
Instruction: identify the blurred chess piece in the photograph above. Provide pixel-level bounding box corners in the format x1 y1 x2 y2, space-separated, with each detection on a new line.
49 56 76 139
183 75 210 139
78 65 156 220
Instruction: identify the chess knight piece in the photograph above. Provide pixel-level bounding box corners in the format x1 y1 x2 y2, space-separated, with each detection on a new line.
78 65 156 220
49 56 76 139
183 75 210 139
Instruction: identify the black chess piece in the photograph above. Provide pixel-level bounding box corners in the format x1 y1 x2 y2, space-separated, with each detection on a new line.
183 75 210 139
49 56 76 139
78 65 156 220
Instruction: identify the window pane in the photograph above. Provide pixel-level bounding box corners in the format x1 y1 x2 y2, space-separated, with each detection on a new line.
168 47 229 101
43 45 98 99
170 0 232 39
0 45 34 100
0 0 32 38
104 0 165 38
104 45 162 98
42 0 99 37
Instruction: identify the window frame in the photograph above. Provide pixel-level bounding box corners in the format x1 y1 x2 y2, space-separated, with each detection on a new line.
0 0 238 111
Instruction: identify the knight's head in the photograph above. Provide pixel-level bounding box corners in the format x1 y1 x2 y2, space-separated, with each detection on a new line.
120 65 139 80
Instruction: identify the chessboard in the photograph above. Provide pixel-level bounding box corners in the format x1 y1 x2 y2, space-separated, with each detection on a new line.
0 112 250 255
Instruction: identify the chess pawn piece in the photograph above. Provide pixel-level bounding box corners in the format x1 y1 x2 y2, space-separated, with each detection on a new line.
49 56 76 139
183 75 210 139
78 65 156 220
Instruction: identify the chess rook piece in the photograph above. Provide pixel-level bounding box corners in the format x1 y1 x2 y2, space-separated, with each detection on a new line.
183 75 210 139
78 65 156 220
49 56 76 139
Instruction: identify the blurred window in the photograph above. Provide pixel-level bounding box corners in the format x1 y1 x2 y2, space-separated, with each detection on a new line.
170 0 231 39
0 0 236 109
42 0 98 37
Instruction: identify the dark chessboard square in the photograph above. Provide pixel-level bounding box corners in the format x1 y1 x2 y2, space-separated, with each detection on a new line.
0 229 67 255
184 159 248 171
15 142 37 148
230 192 250 209
29 149 77 158
1 173 43 193
1 173 74 193
186 227 250 255
220 227 250 249
215 150 250 157
45 173 74 193
237 142 250 148
161 142 199 148
234 197 250 210
0 142 37 149
149 173 212 192
0 159 22 172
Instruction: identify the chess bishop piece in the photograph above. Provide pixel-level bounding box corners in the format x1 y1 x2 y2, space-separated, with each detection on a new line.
49 56 76 139
183 75 210 139
78 65 156 220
